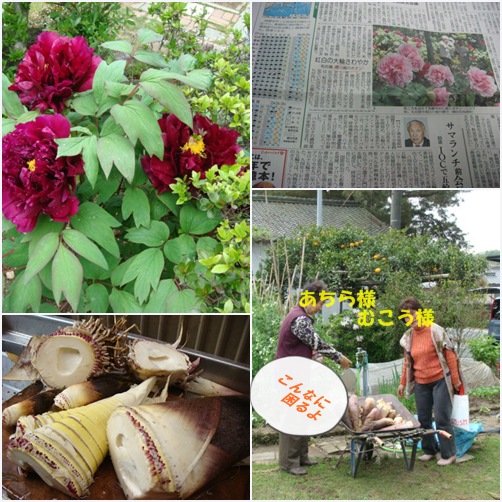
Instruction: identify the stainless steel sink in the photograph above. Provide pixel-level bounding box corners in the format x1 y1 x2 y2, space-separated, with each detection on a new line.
2 315 250 399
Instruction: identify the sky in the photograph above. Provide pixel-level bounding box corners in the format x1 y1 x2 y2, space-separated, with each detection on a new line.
451 189 500 254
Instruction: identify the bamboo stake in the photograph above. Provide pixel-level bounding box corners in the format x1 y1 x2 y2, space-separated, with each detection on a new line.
297 235 307 304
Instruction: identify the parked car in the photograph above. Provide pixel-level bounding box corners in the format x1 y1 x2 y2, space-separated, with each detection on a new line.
488 296 500 342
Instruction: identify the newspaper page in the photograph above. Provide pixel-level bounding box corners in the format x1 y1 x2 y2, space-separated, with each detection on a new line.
251 2 500 188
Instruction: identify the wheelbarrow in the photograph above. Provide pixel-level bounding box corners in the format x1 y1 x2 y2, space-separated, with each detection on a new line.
338 394 453 477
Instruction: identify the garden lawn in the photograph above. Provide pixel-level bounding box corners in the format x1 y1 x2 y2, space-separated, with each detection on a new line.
252 434 500 500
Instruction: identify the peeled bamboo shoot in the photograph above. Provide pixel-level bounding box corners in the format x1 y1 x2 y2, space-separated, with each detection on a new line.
8 377 157 497
127 338 192 387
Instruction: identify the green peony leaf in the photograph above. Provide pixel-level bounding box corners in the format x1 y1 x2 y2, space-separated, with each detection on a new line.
137 28 164 45
16 110 40 124
23 232 60 285
109 288 143 313
144 279 203 313
126 220 170 247
140 68 213 91
3 73 25 118
3 239 29 269
92 60 127 105
7 272 42 313
100 40 133 54
62 229 109 270
163 234 196 264
55 136 89 157
122 187 151 228
104 81 136 98
97 134 135 182
166 287 203 313
120 248 164 304
52 243 83 311
156 192 180 217
100 116 125 136
110 100 164 159
134 50 169 68
85 283 110 312
180 204 221 235
71 91 98 116
81 135 99 187
140 80 193 128
3 118 16 136
70 202 121 258
55 135 99 187
196 236 222 259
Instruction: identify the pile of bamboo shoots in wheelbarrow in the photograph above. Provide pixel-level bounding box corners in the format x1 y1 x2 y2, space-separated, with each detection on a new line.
345 394 416 432
3 317 249 499
343 393 453 448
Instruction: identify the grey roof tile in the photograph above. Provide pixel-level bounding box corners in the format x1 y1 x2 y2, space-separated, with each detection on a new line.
253 195 388 239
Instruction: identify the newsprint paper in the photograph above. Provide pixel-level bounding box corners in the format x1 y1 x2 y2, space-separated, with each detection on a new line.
251 2 500 188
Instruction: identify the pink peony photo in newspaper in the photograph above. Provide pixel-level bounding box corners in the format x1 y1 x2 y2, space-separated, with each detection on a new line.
372 26 499 107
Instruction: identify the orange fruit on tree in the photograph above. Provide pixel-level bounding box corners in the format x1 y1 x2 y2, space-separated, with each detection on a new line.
374 268 381 273
373 254 380 259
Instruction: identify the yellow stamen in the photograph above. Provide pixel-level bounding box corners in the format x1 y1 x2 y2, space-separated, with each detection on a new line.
27 159 37 172
181 134 206 158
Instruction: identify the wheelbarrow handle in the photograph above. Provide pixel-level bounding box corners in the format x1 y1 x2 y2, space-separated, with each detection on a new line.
422 428 452 439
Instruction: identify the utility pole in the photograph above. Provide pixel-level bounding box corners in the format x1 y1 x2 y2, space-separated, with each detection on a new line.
317 189 323 226
390 190 402 229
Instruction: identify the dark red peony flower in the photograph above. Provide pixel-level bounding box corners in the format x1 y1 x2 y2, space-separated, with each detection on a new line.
8 31 102 113
141 113 242 194
2 114 84 233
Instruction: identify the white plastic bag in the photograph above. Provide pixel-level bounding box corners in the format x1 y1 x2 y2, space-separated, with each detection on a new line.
451 387 470 431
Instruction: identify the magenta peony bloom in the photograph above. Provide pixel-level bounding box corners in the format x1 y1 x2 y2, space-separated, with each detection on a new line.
9 31 102 113
467 67 498 98
430 87 451 107
2 114 84 233
377 53 413 87
425 65 455 87
397 44 425 72
141 114 242 194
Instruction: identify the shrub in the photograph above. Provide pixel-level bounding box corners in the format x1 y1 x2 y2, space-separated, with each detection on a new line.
252 300 282 377
468 335 500 370
2 3 32 80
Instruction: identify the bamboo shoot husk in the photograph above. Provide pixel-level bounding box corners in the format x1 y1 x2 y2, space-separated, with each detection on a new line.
107 396 249 499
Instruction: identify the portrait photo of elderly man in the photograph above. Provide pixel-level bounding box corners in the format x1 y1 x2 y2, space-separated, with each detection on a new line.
405 119 430 147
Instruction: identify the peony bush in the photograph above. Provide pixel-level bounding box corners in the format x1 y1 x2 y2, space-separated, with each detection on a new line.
373 26 499 107
3 28 250 313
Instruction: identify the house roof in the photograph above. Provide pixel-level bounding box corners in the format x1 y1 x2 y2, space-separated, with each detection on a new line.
252 195 389 239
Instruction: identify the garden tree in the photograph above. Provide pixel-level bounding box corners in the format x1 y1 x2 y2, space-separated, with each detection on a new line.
348 189 469 247
253 224 488 365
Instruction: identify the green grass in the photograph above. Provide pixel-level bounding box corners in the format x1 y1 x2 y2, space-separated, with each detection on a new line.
252 435 500 500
